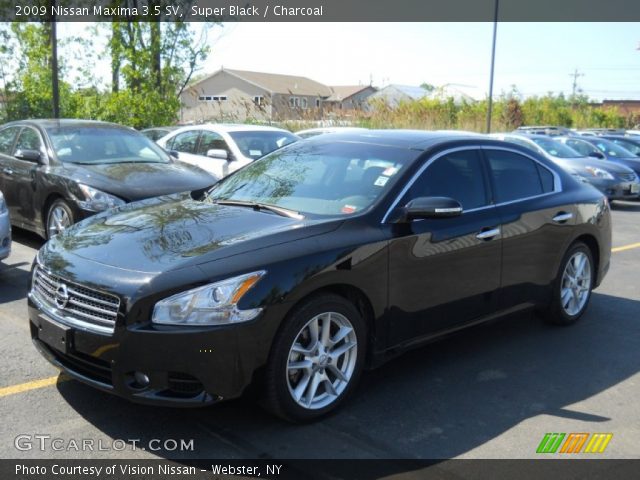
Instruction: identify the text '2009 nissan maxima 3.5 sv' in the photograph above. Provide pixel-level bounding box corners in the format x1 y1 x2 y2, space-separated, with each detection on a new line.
29 131 611 422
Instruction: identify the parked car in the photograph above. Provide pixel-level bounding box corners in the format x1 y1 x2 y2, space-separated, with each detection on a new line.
30 130 611 422
140 126 179 142
156 124 299 180
0 120 217 239
0 190 10 261
577 128 627 136
514 126 575 136
491 133 640 201
555 136 640 176
295 127 368 139
599 135 640 157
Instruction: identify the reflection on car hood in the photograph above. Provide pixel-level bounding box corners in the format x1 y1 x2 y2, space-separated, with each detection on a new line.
45 196 341 273
60 161 216 200
553 157 635 175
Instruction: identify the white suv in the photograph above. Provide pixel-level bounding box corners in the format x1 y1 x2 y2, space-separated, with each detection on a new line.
157 124 299 180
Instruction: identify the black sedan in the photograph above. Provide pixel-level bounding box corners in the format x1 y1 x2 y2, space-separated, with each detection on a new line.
29 131 611 422
0 120 217 238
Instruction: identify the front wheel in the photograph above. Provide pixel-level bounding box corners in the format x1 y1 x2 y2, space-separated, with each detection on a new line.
545 242 594 325
263 294 366 422
46 199 75 240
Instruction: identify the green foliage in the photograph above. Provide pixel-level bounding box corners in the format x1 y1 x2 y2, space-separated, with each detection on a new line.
0 19 213 128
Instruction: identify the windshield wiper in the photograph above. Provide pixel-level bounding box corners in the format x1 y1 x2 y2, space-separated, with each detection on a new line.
215 200 304 220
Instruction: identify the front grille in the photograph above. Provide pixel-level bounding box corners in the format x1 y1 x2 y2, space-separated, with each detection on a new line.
32 265 120 334
618 172 637 182
42 342 113 386
166 372 205 398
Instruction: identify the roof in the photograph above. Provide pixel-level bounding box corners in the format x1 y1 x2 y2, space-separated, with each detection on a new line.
308 129 491 150
168 123 292 135
189 68 333 97
6 119 133 130
325 85 374 102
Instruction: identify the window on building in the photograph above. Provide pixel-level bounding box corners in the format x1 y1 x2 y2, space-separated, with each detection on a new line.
253 96 265 106
198 95 227 102
315 98 321 108
289 97 300 108
301 98 308 109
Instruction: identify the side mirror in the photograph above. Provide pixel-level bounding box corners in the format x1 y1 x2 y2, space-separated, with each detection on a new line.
167 150 179 159
206 149 229 160
402 196 463 221
588 151 605 159
14 149 41 162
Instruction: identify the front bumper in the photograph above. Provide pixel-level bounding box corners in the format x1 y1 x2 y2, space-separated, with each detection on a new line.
0 211 11 260
28 293 275 407
588 178 640 200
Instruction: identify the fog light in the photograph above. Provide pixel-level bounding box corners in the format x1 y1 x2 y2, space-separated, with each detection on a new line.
134 371 150 387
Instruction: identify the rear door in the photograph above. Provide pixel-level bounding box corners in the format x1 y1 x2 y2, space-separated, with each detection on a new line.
482 147 577 309
386 147 502 346
195 131 233 178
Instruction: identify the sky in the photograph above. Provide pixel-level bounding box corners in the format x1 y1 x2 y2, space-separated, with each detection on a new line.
60 22 640 101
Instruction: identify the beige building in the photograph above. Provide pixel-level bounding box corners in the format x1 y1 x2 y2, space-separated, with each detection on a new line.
180 68 334 123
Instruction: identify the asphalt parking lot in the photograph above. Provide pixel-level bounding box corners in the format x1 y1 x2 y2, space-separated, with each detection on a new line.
1 202 639 461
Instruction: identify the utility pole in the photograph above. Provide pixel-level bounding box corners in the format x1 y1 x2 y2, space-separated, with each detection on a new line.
569 68 584 98
50 1 60 119
486 0 499 133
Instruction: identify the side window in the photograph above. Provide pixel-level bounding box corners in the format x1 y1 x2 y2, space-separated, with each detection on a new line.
485 149 546 203
0 126 20 155
536 164 555 193
197 131 230 156
566 140 595 156
405 149 488 210
171 130 200 154
13 128 43 158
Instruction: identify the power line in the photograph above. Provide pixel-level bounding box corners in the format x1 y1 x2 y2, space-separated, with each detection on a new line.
569 68 584 97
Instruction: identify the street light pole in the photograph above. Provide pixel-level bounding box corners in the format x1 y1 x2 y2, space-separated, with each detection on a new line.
51 0 60 119
486 0 499 133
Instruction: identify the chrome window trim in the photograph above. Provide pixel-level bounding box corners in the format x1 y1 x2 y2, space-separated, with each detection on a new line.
381 144 563 224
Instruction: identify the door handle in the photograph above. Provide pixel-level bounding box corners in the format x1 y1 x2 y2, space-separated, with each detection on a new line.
476 227 501 241
552 212 573 223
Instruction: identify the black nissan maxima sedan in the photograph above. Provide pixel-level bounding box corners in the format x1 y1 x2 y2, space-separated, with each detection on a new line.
0 120 217 239
29 131 611 422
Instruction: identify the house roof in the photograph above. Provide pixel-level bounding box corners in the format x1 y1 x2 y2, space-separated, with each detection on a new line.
325 85 374 102
190 68 333 97
369 84 431 102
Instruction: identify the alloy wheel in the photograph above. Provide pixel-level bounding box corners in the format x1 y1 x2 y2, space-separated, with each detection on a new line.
48 205 71 238
560 251 592 316
286 312 358 410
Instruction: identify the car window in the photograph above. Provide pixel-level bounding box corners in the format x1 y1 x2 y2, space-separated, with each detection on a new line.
612 139 640 156
566 139 598 156
485 149 548 203
14 127 43 157
0 126 20 155
208 141 415 217
227 131 298 160
197 131 230 156
403 149 488 210
593 140 634 158
170 130 200 154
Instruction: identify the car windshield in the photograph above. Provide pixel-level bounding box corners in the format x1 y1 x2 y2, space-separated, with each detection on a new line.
46 126 170 164
206 141 417 217
227 130 299 160
531 137 582 158
611 139 640 156
592 139 636 158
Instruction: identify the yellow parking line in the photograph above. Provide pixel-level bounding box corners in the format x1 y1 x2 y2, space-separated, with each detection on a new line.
612 242 640 253
0 375 68 398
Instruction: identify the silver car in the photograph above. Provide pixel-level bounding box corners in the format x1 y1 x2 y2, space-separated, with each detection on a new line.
0 190 11 261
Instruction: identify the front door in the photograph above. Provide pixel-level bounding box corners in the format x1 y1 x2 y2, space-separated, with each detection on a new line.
386 148 502 346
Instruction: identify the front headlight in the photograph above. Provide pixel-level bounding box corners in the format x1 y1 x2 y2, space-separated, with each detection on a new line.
0 191 6 214
77 184 126 212
152 271 266 326
584 166 614 180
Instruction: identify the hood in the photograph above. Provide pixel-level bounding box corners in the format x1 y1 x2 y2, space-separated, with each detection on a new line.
59 161 217 201
46 197 342 273
555 157 635 175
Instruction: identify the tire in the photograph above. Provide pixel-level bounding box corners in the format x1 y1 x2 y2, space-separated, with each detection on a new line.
544 241 594 326
263 294 367 422
46 199 75 240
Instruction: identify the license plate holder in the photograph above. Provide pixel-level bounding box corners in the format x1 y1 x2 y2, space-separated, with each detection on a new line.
38 316 72 354
631 183 639 194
